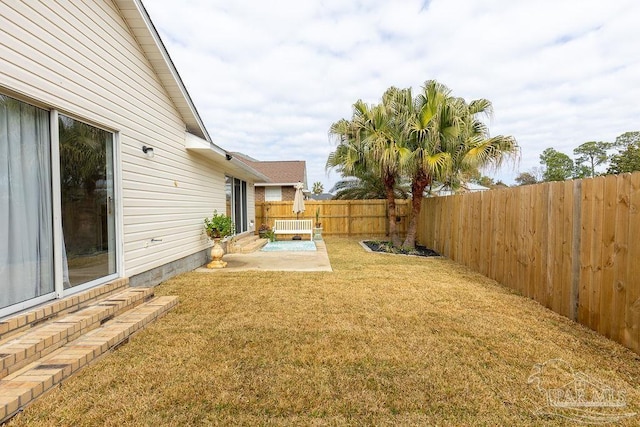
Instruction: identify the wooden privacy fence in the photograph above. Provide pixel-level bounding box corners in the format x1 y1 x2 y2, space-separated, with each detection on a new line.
255 200 410 237
417 172 640 354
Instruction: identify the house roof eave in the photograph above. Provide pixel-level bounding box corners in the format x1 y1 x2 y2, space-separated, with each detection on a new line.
185 133 269 183
114 0 211 142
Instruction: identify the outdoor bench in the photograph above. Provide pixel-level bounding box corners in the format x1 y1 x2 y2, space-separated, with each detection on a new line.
273 219 313 240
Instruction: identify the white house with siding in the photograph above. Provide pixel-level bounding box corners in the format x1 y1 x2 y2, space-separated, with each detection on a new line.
0 0 266 318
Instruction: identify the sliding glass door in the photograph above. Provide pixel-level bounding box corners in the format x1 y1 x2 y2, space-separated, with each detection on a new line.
0 95 55 311
225 176 248 233
0 94 118 315
59 115 116 288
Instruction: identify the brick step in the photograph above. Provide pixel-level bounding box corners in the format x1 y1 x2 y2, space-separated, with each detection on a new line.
241 237 268 253
0 296 178 423
0 278 130 342
0 287 154 380
228 234 268 253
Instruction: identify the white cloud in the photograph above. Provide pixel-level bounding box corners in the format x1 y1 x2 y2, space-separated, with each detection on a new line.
143 0 640 189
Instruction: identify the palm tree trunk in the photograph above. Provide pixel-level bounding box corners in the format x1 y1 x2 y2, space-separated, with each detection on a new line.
384 174 402 247
402 171 431 249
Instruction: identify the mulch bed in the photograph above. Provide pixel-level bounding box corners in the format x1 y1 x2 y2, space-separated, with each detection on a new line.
362 240 440 257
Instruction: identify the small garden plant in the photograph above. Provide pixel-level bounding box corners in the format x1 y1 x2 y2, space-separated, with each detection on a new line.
258 224 275 241
204 210 234 239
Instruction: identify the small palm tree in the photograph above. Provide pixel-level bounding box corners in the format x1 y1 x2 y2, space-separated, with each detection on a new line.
328 91 408 247
400 80 518 249
312 181 324 195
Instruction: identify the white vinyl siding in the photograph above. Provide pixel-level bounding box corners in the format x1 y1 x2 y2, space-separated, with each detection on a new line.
0 1 253 277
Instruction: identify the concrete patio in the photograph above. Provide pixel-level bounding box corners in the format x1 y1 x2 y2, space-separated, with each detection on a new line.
194 240 333 272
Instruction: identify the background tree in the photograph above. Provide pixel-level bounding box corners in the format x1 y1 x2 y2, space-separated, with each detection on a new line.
573 164 592 179
606 131 640 174
514 171 538 186
312 181 324 195
514 167 543 186
539 148 574 181
613 131 640 148
607 143 640 174
573 141 611 177
467 169 495 187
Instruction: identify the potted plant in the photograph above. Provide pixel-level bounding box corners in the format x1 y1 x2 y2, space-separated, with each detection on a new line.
203 210 234 268
315 207 321 228
264 229 275 242
258 223 271 239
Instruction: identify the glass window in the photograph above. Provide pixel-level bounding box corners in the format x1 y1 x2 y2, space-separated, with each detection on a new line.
225 175 249 233
225 176 232 218
265 186 282 201
241 180 247 232
59 115 116 288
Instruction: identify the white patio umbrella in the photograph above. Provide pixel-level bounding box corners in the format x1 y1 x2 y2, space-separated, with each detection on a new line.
293 181 305 219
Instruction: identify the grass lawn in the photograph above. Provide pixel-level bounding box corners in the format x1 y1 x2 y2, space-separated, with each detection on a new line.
9 238 640 426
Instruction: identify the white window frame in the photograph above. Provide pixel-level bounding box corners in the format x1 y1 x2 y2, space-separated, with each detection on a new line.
265 186 282 202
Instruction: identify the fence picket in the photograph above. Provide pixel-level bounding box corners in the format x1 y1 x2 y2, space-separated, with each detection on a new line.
561 180 574 318
625 173 640 352
611 174 631 344
578 177 594 325
589 177 605 332
551 181 564 314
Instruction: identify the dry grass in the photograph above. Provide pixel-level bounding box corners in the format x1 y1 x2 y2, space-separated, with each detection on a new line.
9 238 640 426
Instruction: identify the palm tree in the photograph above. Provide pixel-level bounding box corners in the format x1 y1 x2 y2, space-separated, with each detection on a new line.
400 81 518 249
328 80 517 250
327 91 408 247
398 81 459 249
312 181 324 195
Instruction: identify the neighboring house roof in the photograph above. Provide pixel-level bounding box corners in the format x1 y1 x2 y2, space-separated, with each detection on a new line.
113 1 266 183
426 182 490 197
231 153 308 187
464 182 491 192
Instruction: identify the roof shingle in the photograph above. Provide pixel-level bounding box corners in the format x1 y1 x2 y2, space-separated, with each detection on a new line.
232 153 306 185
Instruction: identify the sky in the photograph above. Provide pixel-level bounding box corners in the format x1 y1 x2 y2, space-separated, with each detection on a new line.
143 0 640 191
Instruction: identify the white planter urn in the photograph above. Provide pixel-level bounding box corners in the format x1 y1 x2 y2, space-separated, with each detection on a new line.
206 238 227 269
